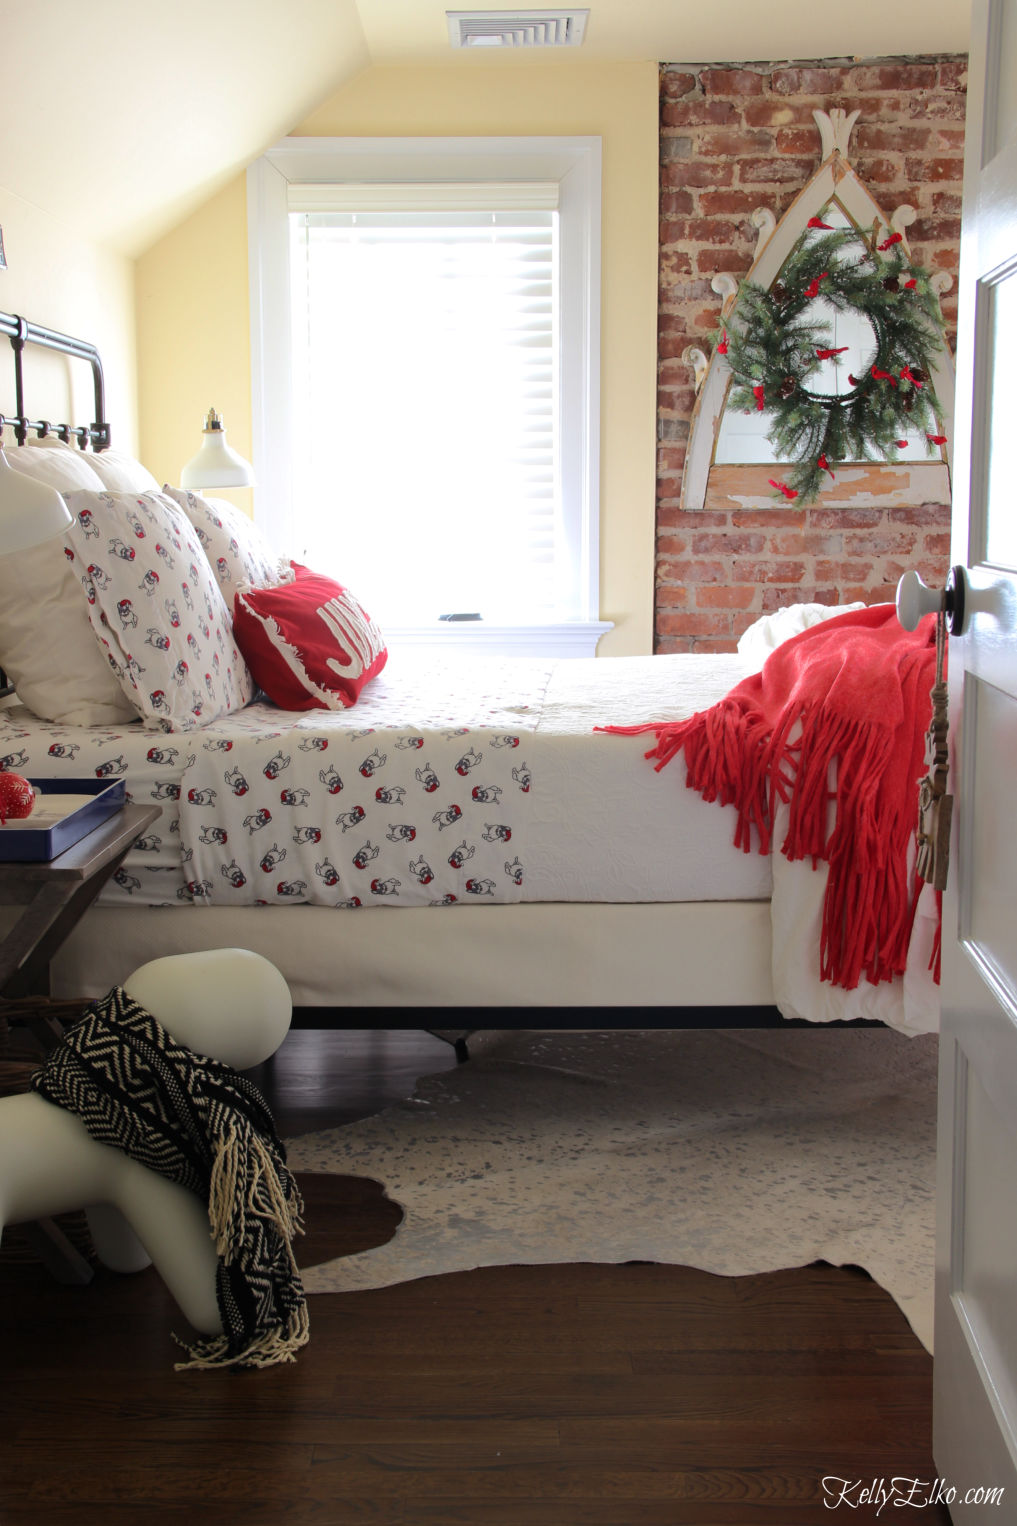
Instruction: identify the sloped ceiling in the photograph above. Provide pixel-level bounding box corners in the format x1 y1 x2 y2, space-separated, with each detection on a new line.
4 0 970 258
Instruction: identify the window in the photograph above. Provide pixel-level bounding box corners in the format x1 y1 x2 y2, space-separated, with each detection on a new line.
248 137 608 655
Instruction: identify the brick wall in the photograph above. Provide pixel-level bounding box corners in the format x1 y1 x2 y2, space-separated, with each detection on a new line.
656 56 967 652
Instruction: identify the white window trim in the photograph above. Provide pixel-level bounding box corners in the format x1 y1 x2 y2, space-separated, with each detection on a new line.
247 135 608 657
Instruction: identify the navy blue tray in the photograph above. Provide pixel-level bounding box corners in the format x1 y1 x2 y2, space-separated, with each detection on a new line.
0 777 127 862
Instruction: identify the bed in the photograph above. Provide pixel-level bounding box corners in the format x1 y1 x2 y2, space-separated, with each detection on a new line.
0 313 940 1042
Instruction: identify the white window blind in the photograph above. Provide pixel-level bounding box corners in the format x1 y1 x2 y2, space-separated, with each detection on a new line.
287 183 566 626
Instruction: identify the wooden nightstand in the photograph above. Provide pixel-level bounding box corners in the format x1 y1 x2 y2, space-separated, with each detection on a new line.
0 802 160 1284
0 801 160 1010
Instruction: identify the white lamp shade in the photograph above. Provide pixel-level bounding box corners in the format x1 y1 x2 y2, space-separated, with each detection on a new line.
180 407 255 491
0 446 73 555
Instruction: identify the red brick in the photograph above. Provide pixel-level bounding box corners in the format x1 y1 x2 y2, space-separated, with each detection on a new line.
768 530 842 556
857 124 934 153
771 66 853 95
664 160 736 189
700 68 766 97
731 559 806 583
739 157 816 185
692 637 740 654
691 531 766 555
657 558 727 583
938 59 968 92
660 189 695 216
851 157 904 184
656 534 688 555
909 217 963 244
741 99 821 129
842 530 916 557
697 129 776 157
695 249 749 275
924 532 952 556
760 587 838 613
660 70 697 99
661 99 741 128
906 155 965 182
852 63 939 92
908 94 966 122
655 584 689 607
670 510 729 528
680 216 750 245
698 188 786 217
810 507 883 530
696 585 758 609
774 127 826 156
656 610 733 637
732 508 805 529
814 559 879 582
888 505 950 526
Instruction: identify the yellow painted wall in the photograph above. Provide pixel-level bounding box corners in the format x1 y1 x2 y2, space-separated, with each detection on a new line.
0 187 136 450
136 59 660 654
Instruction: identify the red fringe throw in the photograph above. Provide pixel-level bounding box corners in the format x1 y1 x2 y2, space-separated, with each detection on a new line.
600 605 938 991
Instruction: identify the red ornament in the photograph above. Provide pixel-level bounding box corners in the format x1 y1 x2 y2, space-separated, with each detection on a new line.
807 217 833 229
717 330 729 355
871 365 899 387
847 374 860 387
803 271 829 300
904 278 918 289
815 346 849 360
900 364 923 388
768 479 799 500
818 454 835 478
753 384 766 411
895 440 909 448
878 231 903 251
927 434 948 445
0 772 35 825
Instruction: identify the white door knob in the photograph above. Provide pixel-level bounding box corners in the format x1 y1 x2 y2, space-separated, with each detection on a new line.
896 566 969 634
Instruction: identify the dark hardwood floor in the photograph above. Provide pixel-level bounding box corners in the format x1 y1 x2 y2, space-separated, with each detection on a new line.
0 1027 949 1526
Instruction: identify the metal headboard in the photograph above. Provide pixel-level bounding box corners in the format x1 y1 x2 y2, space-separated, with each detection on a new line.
0 312 111 697
0 310 110 451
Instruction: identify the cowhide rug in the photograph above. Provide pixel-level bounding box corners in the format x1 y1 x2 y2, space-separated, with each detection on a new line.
287 1026 937 1351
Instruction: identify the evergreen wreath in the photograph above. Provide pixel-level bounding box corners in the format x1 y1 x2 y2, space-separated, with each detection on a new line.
719 221 948 505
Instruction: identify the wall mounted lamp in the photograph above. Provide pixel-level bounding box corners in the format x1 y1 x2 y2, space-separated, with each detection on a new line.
180 407 255 491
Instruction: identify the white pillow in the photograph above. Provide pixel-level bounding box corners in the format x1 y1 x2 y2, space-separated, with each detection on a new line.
737 601 868 669
9 440 105 492
80 448 160 494
161 485 286 600
63 488 255 731
0 531 138 727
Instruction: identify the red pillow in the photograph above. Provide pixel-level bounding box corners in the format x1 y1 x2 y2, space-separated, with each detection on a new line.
232 562 387 709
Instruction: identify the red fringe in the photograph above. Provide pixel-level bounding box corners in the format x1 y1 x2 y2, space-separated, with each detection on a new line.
600 608 937 992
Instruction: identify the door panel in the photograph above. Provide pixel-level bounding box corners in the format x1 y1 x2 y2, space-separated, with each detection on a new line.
933 0 1017 1517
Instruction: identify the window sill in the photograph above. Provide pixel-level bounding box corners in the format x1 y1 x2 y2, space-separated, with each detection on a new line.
383 621 614 659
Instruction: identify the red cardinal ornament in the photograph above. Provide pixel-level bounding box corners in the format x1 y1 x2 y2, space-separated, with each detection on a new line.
0 772 35 824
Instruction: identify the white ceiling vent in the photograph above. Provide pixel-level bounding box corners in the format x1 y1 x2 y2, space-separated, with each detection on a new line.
447 9 589 49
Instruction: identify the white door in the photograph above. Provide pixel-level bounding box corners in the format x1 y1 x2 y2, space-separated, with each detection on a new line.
933 0 1017 1516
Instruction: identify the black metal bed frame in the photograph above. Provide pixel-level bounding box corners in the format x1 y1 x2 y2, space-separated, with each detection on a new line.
0 311 112 697
0 310 110 451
